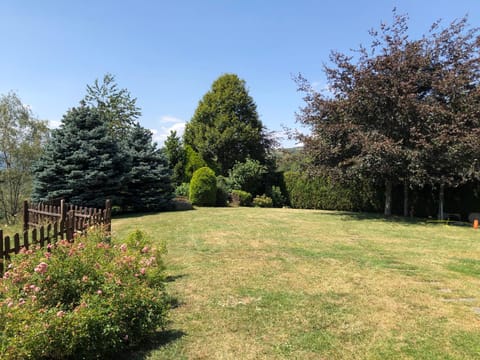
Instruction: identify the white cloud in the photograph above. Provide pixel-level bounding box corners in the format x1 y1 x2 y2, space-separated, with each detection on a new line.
159 115 184 124
150 115 186 146
48 119 62 129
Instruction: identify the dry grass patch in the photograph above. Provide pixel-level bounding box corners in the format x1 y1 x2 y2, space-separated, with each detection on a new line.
113 207 480 359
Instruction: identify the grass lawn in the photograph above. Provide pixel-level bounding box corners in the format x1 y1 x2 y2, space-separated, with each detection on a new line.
113 207 480 359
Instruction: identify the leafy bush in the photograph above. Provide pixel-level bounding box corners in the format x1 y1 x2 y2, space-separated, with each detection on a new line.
175 182 190 197
253 194 273 208
228 158 267 196
184 145 208 182
216 176 230 207
189 167 217 206
269 185 285 208
231 190 253 207
284 171 380 211
0 229 169 359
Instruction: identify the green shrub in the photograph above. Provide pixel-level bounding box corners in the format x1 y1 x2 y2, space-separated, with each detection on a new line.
284 171 380 211
253 194 273 208
184 145 208 182
216 176 230 207
228 158 267 196
189 167 217 206
269 185 285 208
231 190 252 206
0 229 168 359
175 182 190 197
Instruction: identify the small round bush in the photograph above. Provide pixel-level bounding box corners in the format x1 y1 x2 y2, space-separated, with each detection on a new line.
253 194 273 208
269 186 285 208
189 167 217 206
231 190 253 206
175 182 190 197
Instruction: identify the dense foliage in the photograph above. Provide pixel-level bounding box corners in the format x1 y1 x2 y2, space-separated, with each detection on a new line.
284 171 381 211
231 189 253 207
164 130 186 186
32 106 125 207
121 126 174 212
189 167 217 206
184 145 208 182
184 74 272 175
228 158 268 196
0 230 169 359
0 92 49 224
252 194 273 208
33 76 174 211
296 12 480 217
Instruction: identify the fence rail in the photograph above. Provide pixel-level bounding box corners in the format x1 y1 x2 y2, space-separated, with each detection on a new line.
0 199 112 274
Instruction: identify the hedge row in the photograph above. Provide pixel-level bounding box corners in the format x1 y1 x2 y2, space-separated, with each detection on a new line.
283 171 381 212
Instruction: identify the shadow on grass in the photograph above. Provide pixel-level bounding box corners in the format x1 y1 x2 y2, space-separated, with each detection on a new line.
118 329 186 360
322 210 472 227
321 210 430 226
165 274 187 283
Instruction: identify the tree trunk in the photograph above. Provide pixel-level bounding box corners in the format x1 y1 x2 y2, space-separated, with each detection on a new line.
384 179 392 217
403 179 409 217
438 183 445 220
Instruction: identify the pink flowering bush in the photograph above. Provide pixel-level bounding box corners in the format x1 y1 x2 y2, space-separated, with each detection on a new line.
0 229 169 359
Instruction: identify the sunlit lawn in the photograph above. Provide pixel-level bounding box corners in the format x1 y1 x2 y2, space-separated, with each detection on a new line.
113 207 480 359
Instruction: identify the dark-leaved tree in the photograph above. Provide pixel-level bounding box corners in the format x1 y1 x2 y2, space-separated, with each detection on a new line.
296 11 480 217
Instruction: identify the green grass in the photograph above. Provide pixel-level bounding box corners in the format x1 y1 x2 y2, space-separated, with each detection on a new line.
0 221 23 237
113 207 480 359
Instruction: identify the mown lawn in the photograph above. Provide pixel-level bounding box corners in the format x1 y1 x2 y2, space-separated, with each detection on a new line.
113 207 480 359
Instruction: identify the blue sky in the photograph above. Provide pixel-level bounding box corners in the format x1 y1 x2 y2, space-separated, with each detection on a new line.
1 1 479 147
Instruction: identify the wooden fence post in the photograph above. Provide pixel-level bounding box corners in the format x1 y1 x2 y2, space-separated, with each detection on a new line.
105 199 112 233
66 210 75 242
23 200 29 232
0 229 3 274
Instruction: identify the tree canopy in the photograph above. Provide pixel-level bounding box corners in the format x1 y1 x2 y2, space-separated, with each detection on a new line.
82 73 141 137
184 73 272 175
296 12 480 217
33 75 174 210
32 106 125 207
121 125 174 211
0 92 49 223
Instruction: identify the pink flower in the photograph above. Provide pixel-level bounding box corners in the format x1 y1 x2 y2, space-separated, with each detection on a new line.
123 334 129 341
120 244 127 252
7 301 14 308
141 246 149 253
97 290 102 295
44 252 52 259
140 268 146 275
34 262 48 274
56 310 65 317
34 286 40 293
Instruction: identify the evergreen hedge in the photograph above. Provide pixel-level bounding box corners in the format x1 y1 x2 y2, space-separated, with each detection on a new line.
189 167 217 206
284 171 381 211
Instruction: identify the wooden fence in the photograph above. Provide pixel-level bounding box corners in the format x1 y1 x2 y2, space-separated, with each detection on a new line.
0 199 112 274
